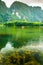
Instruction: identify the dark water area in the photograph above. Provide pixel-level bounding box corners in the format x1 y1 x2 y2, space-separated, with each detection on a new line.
0 26 43 49
0 34 12 49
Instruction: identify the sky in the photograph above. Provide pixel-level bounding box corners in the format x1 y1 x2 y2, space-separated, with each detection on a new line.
2 0 43 9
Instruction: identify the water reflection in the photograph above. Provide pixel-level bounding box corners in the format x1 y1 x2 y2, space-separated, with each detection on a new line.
0 26 43 49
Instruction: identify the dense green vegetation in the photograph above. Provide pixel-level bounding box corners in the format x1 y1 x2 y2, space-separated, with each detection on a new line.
0 50 43 65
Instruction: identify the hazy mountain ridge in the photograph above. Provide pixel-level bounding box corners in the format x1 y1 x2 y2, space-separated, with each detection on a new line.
10 1 43 22
0 0 12 22
0 0 43 23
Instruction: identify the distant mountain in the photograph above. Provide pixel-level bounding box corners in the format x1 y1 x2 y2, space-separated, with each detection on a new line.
0 1 43 23
0 0 12 23
10 1 43 22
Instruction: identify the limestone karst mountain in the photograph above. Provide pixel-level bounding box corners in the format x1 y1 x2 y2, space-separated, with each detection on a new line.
0 1 43 23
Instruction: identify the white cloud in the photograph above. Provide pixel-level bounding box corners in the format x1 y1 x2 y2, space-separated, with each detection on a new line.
2 0 15 8
0 42 14 53
16 12 21 19
28 3 43 10
0 41 43 53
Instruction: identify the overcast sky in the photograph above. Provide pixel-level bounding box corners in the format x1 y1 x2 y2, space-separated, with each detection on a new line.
2 0 43 9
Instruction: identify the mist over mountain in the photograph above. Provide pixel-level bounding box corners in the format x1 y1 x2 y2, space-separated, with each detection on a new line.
0 0 43 22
